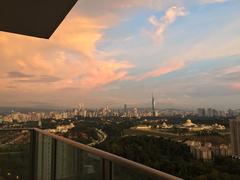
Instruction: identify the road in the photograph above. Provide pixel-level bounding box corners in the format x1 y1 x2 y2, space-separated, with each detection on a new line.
88 129 107 146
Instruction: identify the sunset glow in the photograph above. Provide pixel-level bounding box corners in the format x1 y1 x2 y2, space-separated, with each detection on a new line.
0 0 239 108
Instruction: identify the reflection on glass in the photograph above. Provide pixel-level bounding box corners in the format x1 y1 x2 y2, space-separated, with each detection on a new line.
0 130 31 180
113 163 153 180
35 132 102 180
0 129 175 180
36 133 53 180
56 141 101 180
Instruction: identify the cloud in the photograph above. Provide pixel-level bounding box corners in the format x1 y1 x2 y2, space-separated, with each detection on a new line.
52 14 105 58
220 66 240 81
74 0 176 17
136 60 185 80
16 75 62 83
148 6 187 41
139 18 240 82
200 0 227 4
0 0 239 107
77 60 133 90
230 83 240 90
0 11 134 105
223 65 240 74
7 71 34 78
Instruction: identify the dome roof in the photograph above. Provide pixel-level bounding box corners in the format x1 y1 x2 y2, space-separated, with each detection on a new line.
162 122 167 127
182 119 196 127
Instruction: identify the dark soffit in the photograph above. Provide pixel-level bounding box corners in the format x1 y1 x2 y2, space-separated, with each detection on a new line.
0 0 78 39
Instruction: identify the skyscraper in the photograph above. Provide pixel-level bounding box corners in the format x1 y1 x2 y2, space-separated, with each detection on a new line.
124 104 127 114
229 116 240 158
152 93 156 117
197 108 206 117
207 108 214 117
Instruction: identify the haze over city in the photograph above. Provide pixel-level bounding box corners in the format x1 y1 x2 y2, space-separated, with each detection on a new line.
0 0 239 109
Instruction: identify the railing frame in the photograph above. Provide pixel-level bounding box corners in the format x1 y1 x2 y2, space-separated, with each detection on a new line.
30 129 37 180
51 138 57 180
102 159 112 180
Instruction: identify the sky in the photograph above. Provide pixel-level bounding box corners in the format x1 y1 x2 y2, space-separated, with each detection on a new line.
0 0 240 109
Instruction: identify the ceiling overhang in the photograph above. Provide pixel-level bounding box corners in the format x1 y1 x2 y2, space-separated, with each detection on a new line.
0 0 78 39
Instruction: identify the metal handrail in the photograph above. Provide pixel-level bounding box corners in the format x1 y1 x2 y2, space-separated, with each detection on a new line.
0 128 182 180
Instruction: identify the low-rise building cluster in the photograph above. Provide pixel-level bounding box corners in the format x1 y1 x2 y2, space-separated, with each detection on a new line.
175 119 226 131
48 123 75 133
137 119 226 132
185 140 231 160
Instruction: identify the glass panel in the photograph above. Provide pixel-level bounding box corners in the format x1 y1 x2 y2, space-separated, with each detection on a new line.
35 133 54 180
0 130 32 180
112 163 153 180
0 130 173 180
56 141 102 180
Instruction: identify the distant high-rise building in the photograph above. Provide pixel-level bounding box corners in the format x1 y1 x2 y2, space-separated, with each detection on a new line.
207 108 214 117
230 116 240 158
213 109 219 117
206 108 225 117
133 107 138 117
197 108 205 117
38 120 42 128
124 104 127 114
228 109 234 117
78 103 84 111
152 93 156 117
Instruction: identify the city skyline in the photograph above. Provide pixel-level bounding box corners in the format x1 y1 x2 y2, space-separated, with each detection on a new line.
0 0 240 108
0 99 239 112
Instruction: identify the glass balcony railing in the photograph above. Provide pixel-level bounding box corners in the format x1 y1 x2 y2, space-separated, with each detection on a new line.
0 129 32 180
0 128 181 180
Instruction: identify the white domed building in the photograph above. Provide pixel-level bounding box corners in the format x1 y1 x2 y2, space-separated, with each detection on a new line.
175 119 226 132
182 119 197 127
161 122 173 129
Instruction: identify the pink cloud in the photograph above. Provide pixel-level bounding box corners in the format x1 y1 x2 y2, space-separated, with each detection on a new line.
230 83 240 90
148 6 187 41
136 60 185 81
78 60 133 90
223 66 240 74
0 13 133 95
